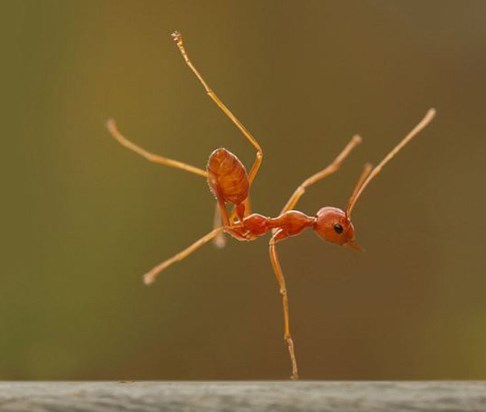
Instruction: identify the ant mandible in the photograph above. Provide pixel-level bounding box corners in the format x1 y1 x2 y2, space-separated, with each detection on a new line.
107 31 436 380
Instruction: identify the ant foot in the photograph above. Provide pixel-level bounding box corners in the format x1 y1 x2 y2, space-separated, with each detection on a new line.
171 31 182 44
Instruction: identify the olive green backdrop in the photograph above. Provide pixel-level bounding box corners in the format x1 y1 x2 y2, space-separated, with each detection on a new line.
2 0 486 379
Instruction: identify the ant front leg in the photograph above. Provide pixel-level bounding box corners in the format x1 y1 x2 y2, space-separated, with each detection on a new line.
280 135 362 214
269 230 299 380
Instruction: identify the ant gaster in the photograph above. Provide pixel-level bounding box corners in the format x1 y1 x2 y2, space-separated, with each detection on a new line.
107 31 436 380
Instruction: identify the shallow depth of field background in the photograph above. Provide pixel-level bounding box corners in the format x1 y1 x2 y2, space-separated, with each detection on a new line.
3 1 486 379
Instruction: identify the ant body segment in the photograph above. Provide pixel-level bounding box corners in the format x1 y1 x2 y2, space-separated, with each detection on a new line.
107 31 436 380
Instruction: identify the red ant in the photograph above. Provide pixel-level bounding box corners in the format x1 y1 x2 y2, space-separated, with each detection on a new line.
107 31 436 380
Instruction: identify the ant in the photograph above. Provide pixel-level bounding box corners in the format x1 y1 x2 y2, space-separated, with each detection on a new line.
107 31 436 380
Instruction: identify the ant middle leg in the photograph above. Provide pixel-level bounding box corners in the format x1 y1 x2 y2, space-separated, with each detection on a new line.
280 134 362 214
106 119 208 178
172 32 264 186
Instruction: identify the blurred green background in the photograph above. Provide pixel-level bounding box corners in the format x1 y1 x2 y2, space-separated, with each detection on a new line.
2 0 486 380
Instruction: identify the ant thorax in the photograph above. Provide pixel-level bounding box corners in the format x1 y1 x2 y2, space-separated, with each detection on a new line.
227 210 315 241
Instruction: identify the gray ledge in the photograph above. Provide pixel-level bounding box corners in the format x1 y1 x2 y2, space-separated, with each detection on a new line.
0 381 485 412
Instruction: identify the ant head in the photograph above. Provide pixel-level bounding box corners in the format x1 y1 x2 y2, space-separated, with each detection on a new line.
314 207 362 251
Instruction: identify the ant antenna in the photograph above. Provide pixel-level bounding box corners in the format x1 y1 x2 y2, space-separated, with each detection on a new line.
346 163 373 214
346 108 436 217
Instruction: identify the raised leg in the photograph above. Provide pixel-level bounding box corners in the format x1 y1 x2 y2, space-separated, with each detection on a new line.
106 119 208 178
172 31 263 185
269 231 299 380
280 135 362 214
143 227 224 285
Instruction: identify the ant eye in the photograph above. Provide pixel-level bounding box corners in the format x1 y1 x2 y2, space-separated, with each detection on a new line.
333 223 344 234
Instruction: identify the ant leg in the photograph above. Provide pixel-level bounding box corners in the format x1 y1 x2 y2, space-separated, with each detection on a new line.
106 119 208 178
243 197 252 217
280 135 362 214
228 197 252 225
172 32 263 185
212 202 227 248
143 226 224 285
269 231 299 380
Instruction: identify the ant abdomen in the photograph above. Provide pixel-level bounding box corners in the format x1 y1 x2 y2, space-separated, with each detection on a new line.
207 148 249 205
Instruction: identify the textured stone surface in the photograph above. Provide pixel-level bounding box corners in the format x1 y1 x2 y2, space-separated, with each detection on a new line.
0 381 485 412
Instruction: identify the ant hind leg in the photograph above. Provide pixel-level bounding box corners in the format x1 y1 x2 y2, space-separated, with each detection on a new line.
212 202 227 248
143 226 225 285
172 32 264 186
